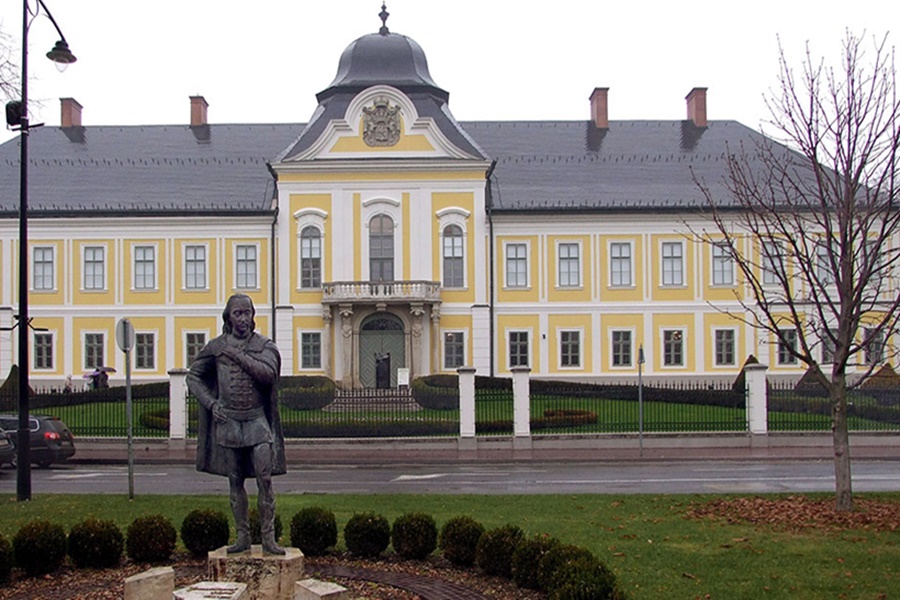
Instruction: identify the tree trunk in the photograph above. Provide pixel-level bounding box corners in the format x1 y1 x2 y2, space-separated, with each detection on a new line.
831 380 853 511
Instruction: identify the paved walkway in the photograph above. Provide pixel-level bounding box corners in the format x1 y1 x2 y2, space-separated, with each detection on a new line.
310 563 489 600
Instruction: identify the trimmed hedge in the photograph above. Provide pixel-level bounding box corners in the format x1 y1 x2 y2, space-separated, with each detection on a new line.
280 376 336 411
281 421 458 438
411 376 459 410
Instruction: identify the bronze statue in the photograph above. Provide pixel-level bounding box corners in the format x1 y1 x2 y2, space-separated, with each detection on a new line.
188 293 287 555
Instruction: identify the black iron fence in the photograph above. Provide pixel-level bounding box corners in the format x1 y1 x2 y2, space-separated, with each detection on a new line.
767 381 900 432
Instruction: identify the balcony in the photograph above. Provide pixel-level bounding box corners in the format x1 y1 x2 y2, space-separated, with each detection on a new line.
321 281 442 305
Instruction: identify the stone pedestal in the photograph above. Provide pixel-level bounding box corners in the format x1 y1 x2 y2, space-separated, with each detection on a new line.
174 582 247 600
208 545 304 600
124 566 174 600
294 579 349 600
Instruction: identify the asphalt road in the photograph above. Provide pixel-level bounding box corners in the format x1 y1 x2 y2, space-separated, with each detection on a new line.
2 459 899 496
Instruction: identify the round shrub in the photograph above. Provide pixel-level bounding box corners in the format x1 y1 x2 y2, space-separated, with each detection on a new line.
126 514 176 563
475 524 523 578
549 559 622 600
512 534 561 589
537 543 598 592
181 509 230 557
67 518 124 568
290 506 338 556
249 508 283 545
391 512 437 560
0 533 12 584
13 519 66 577
438 515 485 567
344 512 390 558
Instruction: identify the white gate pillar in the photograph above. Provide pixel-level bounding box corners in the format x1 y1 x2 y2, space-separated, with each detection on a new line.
511 366 531 437
168 368 189 440
458 366 476 438
744 362 769 435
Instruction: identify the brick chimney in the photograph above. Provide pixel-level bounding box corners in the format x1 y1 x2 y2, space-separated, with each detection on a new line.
589 87 609 129
60 97 82 128
686 87 707 127
190 95 208 127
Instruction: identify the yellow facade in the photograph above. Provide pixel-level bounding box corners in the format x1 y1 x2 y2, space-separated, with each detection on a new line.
330 118 436 153
600 235 643 303
173 239 218 306
431 192 476 304
548 314 592 373
439 314 473 373
497 314 540 374
28 240 65 306
293 315 326 374
123 241 167 306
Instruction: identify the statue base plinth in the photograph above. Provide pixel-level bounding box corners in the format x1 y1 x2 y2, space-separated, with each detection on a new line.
208 545 304 600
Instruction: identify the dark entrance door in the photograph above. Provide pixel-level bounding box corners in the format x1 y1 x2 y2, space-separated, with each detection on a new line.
359 313 405 388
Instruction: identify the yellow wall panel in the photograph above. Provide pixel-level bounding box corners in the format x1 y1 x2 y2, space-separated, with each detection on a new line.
293 315 326 373
174 316 217 368
128 316 167 376
548 314 592 373
329 118 436 153
123 241 167 305
432 192 476 304
28 240 65 306
651 313 695 371
224 238 268 307
650 235 694 302
600 235 643 303
496 236 539 304
32 317 64 376
438 314 472 373
72 240 114 305
173 239 218 305
547 235 591 303
497 314 540 374
600 314 644 373
703 313 742 371
72 317 115 372
289 193 332 305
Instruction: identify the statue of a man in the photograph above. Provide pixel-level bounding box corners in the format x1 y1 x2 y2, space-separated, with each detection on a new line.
188 293 287 555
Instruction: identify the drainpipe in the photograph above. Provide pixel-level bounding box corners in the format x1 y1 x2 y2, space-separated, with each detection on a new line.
271 206 279 343
485 160 497 377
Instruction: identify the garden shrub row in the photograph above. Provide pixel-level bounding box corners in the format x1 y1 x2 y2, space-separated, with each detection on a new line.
280 376 336 410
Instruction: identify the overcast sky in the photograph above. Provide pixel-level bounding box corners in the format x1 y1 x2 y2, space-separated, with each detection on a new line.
1 0 897 145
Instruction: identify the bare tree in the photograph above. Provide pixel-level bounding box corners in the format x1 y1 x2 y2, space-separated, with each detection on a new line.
694 32 900 511
0 26 20 101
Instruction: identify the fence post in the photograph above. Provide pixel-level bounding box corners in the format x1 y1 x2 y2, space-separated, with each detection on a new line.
457 366 476 438
168 368 189 440
511 366 531 437
744 363 769 435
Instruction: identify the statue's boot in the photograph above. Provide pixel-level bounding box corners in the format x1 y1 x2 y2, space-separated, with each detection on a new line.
227 488 251 553
259 493 285 555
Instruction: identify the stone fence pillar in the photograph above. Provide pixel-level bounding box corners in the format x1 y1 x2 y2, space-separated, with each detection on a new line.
457 366 476 438
744 363 769 435
168 368 189 440
511 367 531 437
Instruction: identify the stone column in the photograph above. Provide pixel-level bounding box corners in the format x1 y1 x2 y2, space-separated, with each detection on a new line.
321 307 333 379
409 303 425 378
458 366 476 438
338 304 354 388
744 362 769 435
168 368 188 440
430 305 441 374
511 366 531 437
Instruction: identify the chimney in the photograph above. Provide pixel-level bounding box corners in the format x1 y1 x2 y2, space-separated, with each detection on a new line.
190 95 208 127
60 97 82 128
589 87 609 129
686 87 707 127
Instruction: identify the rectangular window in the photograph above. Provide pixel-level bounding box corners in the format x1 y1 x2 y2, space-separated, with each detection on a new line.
822 329 837 364
508 331 529 367
135 333 155 370
777 329 798 365
134 246 156 290
34 333 53 370
84 333 105 370
444 331 465 370
301 332 321 369
560 330 581 368
865 328 885 366
558 243 580 287
611 330 632 367
33 247 54 291
712 243 734 286
186 332 207 366
300 228 322 289
505 243 528 288
714 329 735 366
442 227 465 288
661 242 684 286
817 243 834 285
762 240 781 286
663 330 684 366
83 246 105 290
235 244 258 289
185 245 207 290
609 242 632 287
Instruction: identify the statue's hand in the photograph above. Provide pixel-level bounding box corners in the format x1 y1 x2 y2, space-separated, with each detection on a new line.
219 344 242 361
212 403 227 423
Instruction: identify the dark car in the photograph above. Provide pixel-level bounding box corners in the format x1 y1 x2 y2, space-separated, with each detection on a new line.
0 427 14 468
0 415 76 468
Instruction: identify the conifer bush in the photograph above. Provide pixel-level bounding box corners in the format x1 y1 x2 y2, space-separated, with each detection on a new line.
12 519 67 577
126 514 176 563
0 533 13 584
391 512 437 560
290 506 338 556
438 515 484 567
512 533 561 589
475 524 523 578
181 509 230 557
67 518 124 568
344 512 390 558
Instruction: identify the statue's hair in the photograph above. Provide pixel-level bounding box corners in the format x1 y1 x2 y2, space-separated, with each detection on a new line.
222 293 256 334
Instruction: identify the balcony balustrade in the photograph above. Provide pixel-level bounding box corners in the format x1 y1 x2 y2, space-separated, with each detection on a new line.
321 280 442 305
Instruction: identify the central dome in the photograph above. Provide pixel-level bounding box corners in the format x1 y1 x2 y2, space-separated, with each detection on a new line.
317 31 448 102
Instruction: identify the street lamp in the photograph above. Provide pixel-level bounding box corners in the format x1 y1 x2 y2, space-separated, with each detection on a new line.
5 0 75 502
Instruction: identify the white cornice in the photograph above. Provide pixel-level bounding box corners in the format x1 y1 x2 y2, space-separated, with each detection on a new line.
271 158 493 174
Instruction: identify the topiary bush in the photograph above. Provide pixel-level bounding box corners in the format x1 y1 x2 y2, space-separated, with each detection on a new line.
290 506 338 556
391 512 437 560
512 533 561 589
0 533 13 584
438 515 485 567
67 518 124 568
181 509 230 557
13 519 67 577
537 543 599 592
549 558 624 600
475 524 523 578
248 508 283 545
344 512 390 558
280 376 337 410
126 514 176 563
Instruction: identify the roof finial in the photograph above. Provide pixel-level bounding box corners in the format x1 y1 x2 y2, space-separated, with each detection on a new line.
379 2 390 35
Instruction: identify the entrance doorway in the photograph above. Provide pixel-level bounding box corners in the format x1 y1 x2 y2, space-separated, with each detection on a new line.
359 313 406 388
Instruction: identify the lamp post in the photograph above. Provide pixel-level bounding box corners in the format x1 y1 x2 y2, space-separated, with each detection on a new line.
8 0 75 502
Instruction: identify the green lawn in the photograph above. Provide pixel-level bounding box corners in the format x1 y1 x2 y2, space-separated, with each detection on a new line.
0 492 897 599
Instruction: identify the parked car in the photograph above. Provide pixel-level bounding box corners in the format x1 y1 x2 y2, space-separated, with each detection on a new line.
0 415 76 468
0 427 15 468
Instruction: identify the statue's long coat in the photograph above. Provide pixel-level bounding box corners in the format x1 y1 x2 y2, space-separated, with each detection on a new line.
188 332 287 477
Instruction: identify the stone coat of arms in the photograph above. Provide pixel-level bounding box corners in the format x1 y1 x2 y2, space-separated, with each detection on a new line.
362 99 401 147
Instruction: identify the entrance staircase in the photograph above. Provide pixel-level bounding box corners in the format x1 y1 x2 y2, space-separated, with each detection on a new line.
327 388 421 412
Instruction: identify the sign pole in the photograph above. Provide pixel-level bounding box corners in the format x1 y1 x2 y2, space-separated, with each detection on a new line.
638 344 645 458
116 318 135 499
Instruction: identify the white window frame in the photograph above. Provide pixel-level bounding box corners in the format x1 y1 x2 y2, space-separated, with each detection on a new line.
713 328 737 367
83 331 106 371
761 239 782 286
436 207 470 291
661 328 686 368
132 244 158 291
507 329 531 369
134 331 157 371
360 197 402 282
33 330 55 371
82 245 106 291
660 241 684 287
184 330 209 367
610 329 634 369
442 329 467 370
504 242 529 289
32 245 55 292
777 329 798 365
234 242 260 290
609 241 633 288
299 225 323 289
711 242 735 286
556 241 582 288
299 330 322 370
558 328 583 369
294 208 328 291
183 243 209 291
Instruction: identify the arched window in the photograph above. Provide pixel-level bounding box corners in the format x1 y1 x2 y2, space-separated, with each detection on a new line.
300 226 321 288
442 224 464 288
369 214 394 282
